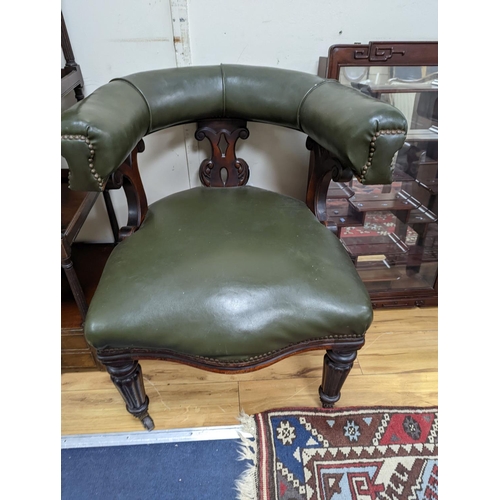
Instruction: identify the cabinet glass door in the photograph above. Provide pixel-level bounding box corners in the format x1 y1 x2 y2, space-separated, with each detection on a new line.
328 64 438 297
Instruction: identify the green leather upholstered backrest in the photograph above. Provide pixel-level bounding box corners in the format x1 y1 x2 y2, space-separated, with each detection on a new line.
61 64 407 192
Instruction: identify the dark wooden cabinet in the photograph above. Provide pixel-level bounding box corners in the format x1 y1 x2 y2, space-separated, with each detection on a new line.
61 12 118 371
61 242 113 371
61 13 84 102
318 42 438 308
61 169 111 371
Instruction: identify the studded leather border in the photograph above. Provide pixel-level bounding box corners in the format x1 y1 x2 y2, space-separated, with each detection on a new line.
61 134 104 191
358 129 406 183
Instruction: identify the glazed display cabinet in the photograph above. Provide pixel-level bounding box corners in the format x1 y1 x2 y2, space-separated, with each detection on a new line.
318 41 438 308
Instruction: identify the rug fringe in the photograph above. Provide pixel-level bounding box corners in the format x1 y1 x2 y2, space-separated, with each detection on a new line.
235 411 258 500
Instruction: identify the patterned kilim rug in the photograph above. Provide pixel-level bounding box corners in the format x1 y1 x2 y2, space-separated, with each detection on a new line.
236 406 438 500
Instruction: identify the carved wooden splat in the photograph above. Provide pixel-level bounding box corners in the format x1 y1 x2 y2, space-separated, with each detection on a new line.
195 119 250 187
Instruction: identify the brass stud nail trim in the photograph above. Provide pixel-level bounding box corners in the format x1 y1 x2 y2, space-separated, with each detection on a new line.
359 128 406 182
190 333 365 364
61 134 105 191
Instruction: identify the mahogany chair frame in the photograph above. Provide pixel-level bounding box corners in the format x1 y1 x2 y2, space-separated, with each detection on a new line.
97 120 363 430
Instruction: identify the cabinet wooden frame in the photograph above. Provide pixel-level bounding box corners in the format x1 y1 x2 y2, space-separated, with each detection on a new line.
318 41 438 309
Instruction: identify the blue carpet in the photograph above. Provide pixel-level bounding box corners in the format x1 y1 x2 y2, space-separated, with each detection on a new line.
62 438 249 499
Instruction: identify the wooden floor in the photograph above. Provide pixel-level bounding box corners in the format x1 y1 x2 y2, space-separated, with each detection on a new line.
61 306 437 435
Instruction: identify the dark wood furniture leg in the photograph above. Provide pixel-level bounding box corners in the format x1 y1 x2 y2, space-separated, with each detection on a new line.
319 349 358 407
61 244 88 320
106 361 154 431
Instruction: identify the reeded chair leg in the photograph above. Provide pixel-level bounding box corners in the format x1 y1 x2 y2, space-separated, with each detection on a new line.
319 349 357 408
106 361 155 431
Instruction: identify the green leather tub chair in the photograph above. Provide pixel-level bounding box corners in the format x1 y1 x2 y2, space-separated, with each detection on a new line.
61 64 407 430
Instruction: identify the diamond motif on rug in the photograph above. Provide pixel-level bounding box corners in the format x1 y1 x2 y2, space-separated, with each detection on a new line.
236 406 438 500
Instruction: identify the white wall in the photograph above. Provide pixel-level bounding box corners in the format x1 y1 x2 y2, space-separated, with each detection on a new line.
62 0 438 242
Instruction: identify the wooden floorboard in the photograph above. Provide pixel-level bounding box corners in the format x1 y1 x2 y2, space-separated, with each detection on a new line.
61 306 438 435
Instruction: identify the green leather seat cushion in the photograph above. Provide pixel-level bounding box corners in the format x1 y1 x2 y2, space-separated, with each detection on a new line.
85 186 373 361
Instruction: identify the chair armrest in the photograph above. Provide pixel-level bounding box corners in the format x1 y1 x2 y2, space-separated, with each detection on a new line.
299 80 406 185
61 81 150 191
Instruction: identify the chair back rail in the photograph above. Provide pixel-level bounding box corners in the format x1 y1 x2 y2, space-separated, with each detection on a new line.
61 65 408 192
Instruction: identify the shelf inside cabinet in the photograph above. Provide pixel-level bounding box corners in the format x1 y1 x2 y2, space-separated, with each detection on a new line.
356 258 404 283
407 243 438 266
327 182 355 199
349 191 420 209
392 168 415 182
364 263 438 292
341 233 409 259
352 81 438 95
415 177 438 195
407 206 437 224
406 129 438 142
348 192 421 223
326 199 365 229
